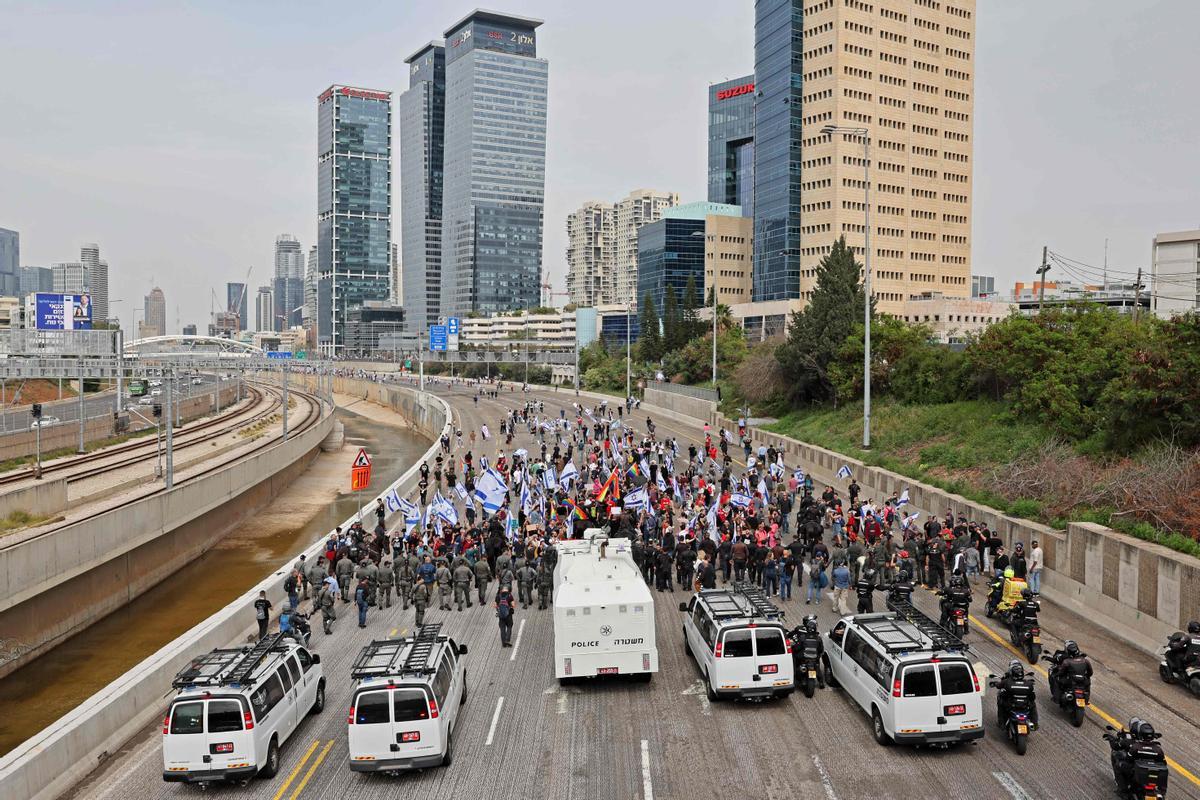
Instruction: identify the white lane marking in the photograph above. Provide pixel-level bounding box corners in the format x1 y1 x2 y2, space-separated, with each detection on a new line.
92 740 161 800
485 696 505 746
812 754 839 800
509 618 526 661
680 680 712 716
992 771 1035 800
640 739 654 800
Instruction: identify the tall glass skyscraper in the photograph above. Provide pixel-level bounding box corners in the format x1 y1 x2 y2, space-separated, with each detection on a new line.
752 0 803 302
439 10 548 318
273 233 304 331
0 228 17 297
708 76 755 215
316 85 392 355
399 43 446 332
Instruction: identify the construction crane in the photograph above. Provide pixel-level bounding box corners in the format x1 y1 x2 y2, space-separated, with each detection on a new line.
540 282 570 308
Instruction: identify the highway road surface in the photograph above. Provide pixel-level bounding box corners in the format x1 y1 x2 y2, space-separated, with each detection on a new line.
67 382 1200 800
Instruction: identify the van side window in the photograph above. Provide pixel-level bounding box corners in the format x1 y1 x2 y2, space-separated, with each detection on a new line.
722 629 754 658
432 657 453 706
296 649 314 673
446 640 459 667
859 646 890 688
902 665 938 697
169 701 203 734
277 665 294 692
843 628 865 664
830 620 848 646
207 699 244 733
252 673 286 719
285 657 301 687
354 690 390 725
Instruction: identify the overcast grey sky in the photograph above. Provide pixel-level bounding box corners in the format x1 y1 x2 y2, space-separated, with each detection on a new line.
1 0 1197 332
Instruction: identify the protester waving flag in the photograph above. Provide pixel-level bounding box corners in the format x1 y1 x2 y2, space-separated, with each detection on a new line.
769 462 785 480
730 492 753 509
398 497 421 533
454 482 469 503
514 448 528 458
597 469 621 502
624 486 649 511
558 460 579 489
384 488 402 515
898 488 910 507
836 464 853 480
793 468 805 483
565 497 588 520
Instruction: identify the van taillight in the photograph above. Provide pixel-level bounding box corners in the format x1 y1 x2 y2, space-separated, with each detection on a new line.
428 698 439 720
971 670 980 693
347 707 355 725
715 642 723 658
243 710 254 730
162 716 169 735
643 653 651 671
785 638 793 654
564 657 572 675
892 679 902 698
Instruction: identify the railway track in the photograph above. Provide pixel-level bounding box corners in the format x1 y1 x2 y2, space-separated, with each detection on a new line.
0 384 281 488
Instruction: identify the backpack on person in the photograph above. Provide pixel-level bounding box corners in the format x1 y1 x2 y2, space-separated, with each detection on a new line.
497 599 512 619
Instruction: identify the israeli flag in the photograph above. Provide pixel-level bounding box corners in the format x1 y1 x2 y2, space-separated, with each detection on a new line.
453 483 469 503
558 461 579 488
585 410 597 424
757 478 768 497
769 462 785 480
480 454 489 471
656 472 667 492
664 453 674 474
543 465 557 491
793 468 805 483
898 488 910 507
624 487 649 511
514 448 528 458
434 493 458 526
747 456 757 469
902 511 920 530
836 464 853 480
398 497 421 531
384 488 402 515
610 418 623 430
473 469 508 513
520 482 532 513
706 502 719 538
730 492 752 509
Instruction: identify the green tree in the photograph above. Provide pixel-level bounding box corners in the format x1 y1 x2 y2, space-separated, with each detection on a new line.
775 236 871 404
662 286 682 354
638 293 662 362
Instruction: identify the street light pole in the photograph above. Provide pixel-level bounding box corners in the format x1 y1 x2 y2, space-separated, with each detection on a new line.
823 124 873 449
625 300 631 399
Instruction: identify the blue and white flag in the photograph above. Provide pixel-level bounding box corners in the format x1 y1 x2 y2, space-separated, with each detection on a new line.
543 465 557 491
433 493 458 526
473 468 508 513
706 501 718 537
520 482 532 513
747 456 757 469
730 492 753 509
898 488 910 507
757 478 768 498
902 511 920 531
656 472 667 492
793 468 805 483
479 454 489 471
384 488 403 515
481 424 491 440
769 462 785 480
398 497 421 532
514 448 528 458
836 464 853 480
609 418 623 431
453 483 469 503
558 461 579 489
624 487 649 511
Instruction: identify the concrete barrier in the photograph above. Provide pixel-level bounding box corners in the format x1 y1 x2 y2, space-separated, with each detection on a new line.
0 479 67 519
0 384 448 800
706 407 1198 654
0 393 334 678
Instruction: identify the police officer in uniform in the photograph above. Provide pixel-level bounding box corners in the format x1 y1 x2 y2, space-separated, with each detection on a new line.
473 557 493 605
315 580 336 634
336 553 355 602
453 562 474 611
537 561 554 609
516 562 536 609
435 561 453 610
377 558 394 609
396 557 415 610
412 581 429 627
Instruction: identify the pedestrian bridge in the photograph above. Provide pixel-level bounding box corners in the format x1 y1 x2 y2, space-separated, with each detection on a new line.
123 335 266 358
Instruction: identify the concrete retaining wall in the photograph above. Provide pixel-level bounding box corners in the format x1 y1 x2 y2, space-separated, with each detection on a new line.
704 407 1197 653
642 385 718 427
0 384 448 800
0 480 67 519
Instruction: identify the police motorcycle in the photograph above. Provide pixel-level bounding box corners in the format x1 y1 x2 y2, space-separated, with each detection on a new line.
1041 640 1091 727
937 574 972 639
883 570 915 613
985 572 1042 663
1104 719 1169 800
786 616 824 698
988 660 1037 756
1157 622 1200 696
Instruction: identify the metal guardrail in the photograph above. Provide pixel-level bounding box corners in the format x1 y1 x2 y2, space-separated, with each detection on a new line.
646 380 720 402
0 329 120 357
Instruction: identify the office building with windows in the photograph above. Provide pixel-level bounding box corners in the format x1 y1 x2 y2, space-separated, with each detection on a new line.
400 42 446 332
79 243 109 322
18 265 52 298
637 202 738 322
972 274 996 298
565 201 614 307
704 210 754 306
708 76 755 215
1151 229 1200 317
274 234 305 332
303 245 318 326
0 228 18 296
316 85 392 354
255 285 274 332
439 10 548 318
144 287 166 337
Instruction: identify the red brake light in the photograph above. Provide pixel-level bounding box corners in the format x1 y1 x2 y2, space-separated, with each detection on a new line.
243 710 254 731
428 698 439 720
347 706 355 725
715 641 723 658
971 670 980 693
1145 784 1157 791
892 679 902 698
162 716 169 735
785 638 793 654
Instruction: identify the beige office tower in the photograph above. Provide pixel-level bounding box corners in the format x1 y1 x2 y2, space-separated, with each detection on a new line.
795 0 975 313
611 189 679 304
565 201 614 307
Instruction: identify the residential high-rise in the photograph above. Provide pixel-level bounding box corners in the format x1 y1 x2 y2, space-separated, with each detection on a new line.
565 201 614 307
438 10 548 318
1151 230 1200 317
612 190 680 304
226 282 248 330
303 245 318 326
143 287 166 337
51 262 88 294
750 0 976 312
399 42 446 331
273 234 305 331
255 285 274 331
0 228 18 296
708 77 755 214
79 243 109 321
317 85 392 354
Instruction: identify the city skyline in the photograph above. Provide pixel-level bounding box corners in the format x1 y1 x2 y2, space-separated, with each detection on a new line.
1 1 1198 331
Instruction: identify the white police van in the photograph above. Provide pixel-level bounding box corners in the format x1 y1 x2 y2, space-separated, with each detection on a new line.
679 582 794 701
824 603 984 747
347 624 468 772
162 633 325 784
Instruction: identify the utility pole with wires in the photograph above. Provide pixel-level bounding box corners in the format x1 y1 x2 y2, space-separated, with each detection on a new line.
1036 246 1050 314
1133 267 1144 323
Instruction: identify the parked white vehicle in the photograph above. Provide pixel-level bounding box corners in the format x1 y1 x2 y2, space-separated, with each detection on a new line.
824 610 984 747
680 581 794 701
162 633 325 784
29 416 62 430
347 624 468 772
553 530 657 683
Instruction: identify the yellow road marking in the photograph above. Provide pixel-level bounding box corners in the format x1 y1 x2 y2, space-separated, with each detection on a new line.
389 627 398 637
967 608 1200 789
287 739 333 800
270 739 318 800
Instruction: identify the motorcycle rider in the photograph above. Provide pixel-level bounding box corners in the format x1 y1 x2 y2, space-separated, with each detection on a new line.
855 568 878 614
1047 640 1093 702
989 567 1027 614
994 659 1039 729
1106 718 1166 796
1165 620 1200 677
885 569 915 608
790 614 826 689
938 573 972 628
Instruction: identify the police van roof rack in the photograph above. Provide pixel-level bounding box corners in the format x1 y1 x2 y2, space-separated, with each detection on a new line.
350 624 445 680
172 632 289 689
703 582 784 621
888 597 969 652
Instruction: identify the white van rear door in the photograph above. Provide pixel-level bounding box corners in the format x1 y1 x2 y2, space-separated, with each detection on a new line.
205 699 250 770
936 661 981 735
753 627 792 687
896 663 941 736
392 687 440 758
717 627 755 688
163 700 207 772
348 689 393 764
